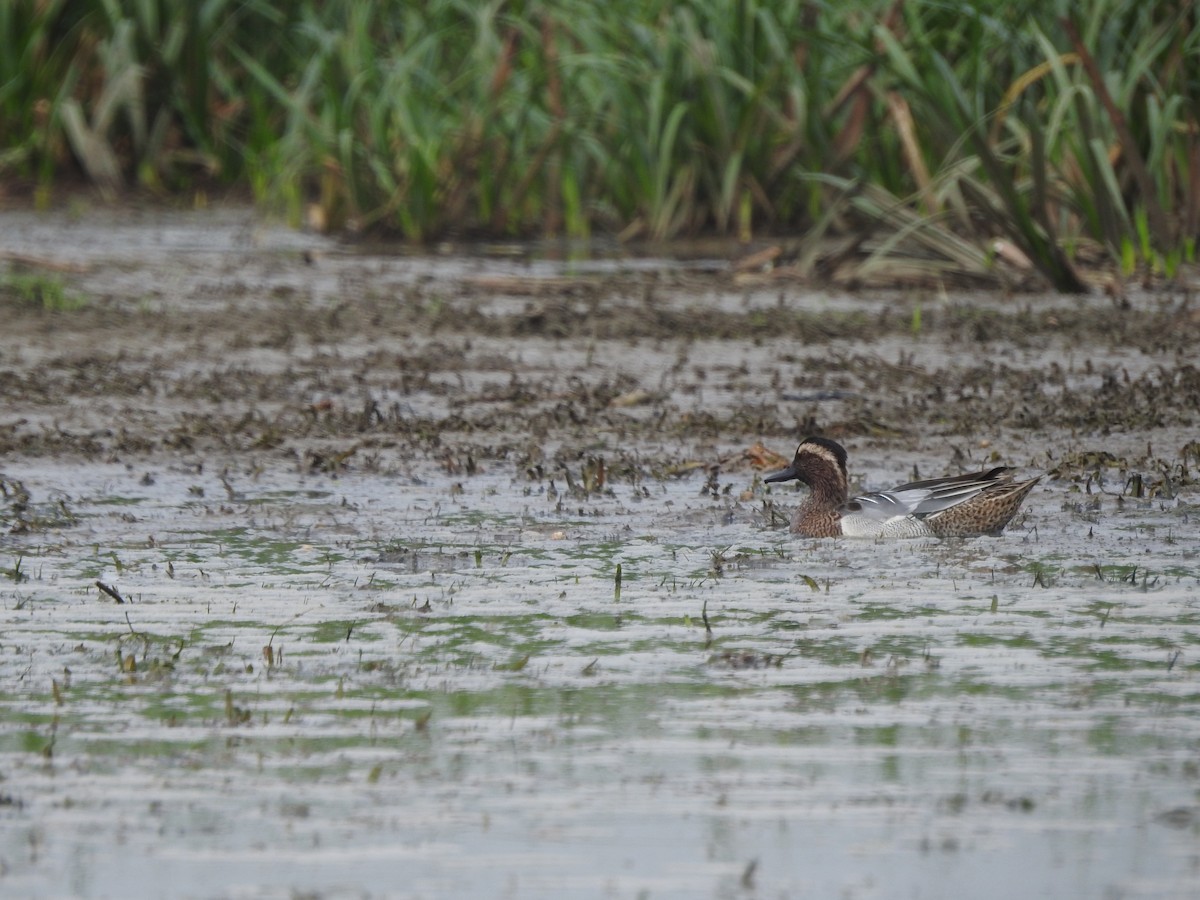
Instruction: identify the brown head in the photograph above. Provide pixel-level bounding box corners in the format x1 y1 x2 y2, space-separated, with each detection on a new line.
763 436 850 506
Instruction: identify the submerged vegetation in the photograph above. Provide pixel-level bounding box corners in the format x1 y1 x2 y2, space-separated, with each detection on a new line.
2 1 1198 289
0 271 87 311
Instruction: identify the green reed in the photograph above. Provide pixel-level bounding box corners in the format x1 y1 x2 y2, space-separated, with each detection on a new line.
1 0 1196 288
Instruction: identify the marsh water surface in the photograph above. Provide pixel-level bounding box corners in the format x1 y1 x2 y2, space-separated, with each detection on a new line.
1 208 1198 898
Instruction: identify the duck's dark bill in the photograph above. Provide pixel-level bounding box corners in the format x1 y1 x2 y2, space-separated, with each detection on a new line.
764 465 799 484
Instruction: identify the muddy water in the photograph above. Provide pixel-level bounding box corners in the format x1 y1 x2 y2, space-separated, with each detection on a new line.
1 207 1198 898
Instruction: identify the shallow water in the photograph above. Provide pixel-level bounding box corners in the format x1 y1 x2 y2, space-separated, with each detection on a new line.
2 459 1197 899
2 208 1199 898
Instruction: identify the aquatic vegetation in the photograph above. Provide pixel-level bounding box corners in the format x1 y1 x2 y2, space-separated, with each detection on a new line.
2 2 1198 288
0 272 87 311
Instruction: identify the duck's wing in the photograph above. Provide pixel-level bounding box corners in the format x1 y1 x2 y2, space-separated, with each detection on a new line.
848 468 1013 520
844 487 934 520
889 468 1015 517
890 467 1013 493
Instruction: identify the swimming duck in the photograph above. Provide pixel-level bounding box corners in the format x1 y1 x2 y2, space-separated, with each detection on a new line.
764 437 1039 538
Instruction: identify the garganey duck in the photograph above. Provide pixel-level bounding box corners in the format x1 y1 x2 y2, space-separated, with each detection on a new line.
765 437 1040 538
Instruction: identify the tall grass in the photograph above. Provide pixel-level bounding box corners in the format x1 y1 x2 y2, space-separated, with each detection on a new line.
2 0 1196 290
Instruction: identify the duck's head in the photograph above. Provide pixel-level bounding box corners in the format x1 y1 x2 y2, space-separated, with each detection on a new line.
764 436 849 492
